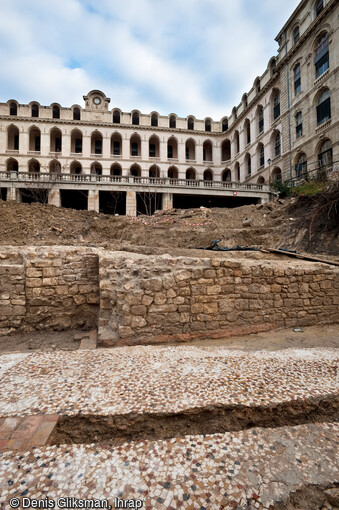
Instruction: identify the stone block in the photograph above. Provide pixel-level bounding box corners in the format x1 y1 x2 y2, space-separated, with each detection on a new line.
26 278 42 288
131 316 147 328
130 305 147 316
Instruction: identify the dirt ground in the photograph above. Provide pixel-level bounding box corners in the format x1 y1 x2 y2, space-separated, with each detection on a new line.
0 192 338 256
0 324 337 354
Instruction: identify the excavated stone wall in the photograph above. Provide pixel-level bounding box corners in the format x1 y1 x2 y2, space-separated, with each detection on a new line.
0 247 338 342
98 252 339 346
0 247 99 335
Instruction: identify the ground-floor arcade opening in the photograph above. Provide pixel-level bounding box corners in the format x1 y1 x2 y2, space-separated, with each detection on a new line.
0 188 7 201
136 192 162 216
60 190 88 210
173 194 260 209
99 191 126 215
19 188 49 204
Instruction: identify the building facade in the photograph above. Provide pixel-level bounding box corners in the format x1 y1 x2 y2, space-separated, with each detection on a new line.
0 0 337 216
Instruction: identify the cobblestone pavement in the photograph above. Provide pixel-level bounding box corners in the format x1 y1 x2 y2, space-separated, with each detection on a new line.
0 344 338 509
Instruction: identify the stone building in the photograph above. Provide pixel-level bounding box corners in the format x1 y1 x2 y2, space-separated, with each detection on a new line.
0 0 337 216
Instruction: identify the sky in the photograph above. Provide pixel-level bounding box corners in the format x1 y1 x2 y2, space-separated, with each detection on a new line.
0 0 300 120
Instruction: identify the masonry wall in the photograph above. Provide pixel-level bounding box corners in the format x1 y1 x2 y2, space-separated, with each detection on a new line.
0 247 99 335
98 252 339 345
0 248 338 341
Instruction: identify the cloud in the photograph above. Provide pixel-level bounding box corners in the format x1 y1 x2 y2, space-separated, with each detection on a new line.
0 0 300 119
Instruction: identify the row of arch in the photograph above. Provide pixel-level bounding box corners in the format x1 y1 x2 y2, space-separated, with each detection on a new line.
4 157 238 182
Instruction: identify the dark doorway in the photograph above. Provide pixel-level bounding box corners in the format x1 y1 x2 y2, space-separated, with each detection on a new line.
99 191 126 215
173 194 260 209
20 188 49 204
60 190 88 210
136 192 162 216
0 188 7 201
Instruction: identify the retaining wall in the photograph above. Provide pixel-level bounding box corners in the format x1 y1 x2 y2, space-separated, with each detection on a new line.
98 252 339 345
0 247 99 335
0 247 338 342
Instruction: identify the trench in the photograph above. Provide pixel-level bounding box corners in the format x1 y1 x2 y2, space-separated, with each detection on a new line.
49 393 339 445
270 483 339 510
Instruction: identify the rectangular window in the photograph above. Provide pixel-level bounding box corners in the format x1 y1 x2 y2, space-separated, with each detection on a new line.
131 142 138 156
14 135 19 151
167 145 173 158
75 138 82 153
294 66 301 95
186 147 189 160
113 141 120 155
296 113 303 139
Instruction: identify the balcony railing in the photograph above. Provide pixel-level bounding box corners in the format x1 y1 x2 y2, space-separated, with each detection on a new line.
0 171 271 192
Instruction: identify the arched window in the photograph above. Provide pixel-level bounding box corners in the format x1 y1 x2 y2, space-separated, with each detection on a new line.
222 118 228 132
187 117 194 130
113 110 120 124
254 77 261 94
234 131 240 154
50 128 62 152
222 169 231 182
111 133 122 156
258 106 264 134
185 139 195 160
293 26 300 44
91 162 102 175
316 88 331 125
232 106 237 120
28 159 40 173
259 144 265 168
246 154 251 175
205 119 211 132
203 141 213 162
130 164 141 177
31 104 39 118
203 169 213 181
235 162 240 181
186 168 196 180
244 119 251 145
29 127 41 151
221 139 231 161
9 102 17 116
315 0 323 17
70 161 82 175
7 125 19 151
110 163 122 176
91 131 102 155
296 112 303 138
314 33 329 78
73 107 80 121
169 115 176 128
295 153 307 178
257 176 265 184
294 64 301 96
71 129 83 153
151 113 158 127
168 166 178 179
6 158 19 172
275 132 281 157
273 91 280 120
272 167 282 182
149 135 160 158
149 165 160 178
130 134 141 156
167 137 178 159
50 160 61 174
52 105 60 119
132 112 139 125
318 139 332 168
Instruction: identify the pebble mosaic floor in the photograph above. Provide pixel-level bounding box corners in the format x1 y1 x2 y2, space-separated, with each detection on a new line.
0 422 338 509
0 346 338 417
0 345 338 509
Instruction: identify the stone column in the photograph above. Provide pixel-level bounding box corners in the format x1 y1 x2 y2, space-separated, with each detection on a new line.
126 191 137 216
48 189 61 207
88 190 99 212
162 193 173 211
6 187 17 202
